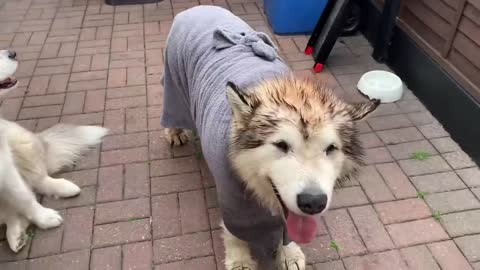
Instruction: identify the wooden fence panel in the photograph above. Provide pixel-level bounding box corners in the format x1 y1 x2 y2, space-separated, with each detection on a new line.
374 0 480 101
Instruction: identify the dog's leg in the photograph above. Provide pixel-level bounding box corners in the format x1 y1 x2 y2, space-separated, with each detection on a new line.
33 176 81 199
1 166 62 229
276 242 306 270
222 224 258 270
6 215 30 253
164 128 190 146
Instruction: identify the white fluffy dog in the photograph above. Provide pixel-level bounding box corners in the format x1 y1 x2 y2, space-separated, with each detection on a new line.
0 50 108 252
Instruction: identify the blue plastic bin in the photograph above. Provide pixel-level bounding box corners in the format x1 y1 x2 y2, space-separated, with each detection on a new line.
264 0 329 35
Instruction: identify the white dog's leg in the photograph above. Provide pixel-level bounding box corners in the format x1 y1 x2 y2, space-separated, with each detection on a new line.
1 167 62 229
222 224 258 270
6 215 30 253
276 242 306 270
164 128 190 146
33 176 81 198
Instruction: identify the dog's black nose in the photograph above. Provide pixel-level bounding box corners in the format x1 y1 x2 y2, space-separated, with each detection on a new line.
297 192 328 215
8 50 16 60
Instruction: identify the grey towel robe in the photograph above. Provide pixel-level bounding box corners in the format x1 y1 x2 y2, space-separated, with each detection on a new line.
161 6 290 267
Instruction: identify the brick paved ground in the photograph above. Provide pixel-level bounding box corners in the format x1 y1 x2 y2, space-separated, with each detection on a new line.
0 0 479 269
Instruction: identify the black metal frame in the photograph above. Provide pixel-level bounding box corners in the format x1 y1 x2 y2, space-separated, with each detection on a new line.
304 0 337 55
305 0 401 72
371 0 402 62
304 0 354 72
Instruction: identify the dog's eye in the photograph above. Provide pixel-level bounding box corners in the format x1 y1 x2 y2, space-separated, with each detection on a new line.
325 144 337 155
273 140 290 153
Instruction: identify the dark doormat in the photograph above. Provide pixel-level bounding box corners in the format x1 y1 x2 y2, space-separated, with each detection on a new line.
105 0 162 5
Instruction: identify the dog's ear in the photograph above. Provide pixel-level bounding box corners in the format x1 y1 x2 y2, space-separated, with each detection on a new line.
347 99 380 120
226 81 254 121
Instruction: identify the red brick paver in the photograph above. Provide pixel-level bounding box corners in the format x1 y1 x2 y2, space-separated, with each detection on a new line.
0 0 478 269
324 209 367 257
343 250 408 270
400 245 441 270
374 198 432 224
428 240 473 270
386 218 450 247
349 205 394 252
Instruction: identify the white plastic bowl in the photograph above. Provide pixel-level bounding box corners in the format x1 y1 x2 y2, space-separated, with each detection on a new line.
357 70 403 103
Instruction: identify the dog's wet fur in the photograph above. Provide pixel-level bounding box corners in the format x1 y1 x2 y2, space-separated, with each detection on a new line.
226 77 379 213
0 50 108 253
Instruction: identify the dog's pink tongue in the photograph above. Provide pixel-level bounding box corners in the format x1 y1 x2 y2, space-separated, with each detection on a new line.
286 210 317 243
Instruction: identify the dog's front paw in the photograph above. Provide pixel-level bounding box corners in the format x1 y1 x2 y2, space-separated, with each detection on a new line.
165 128 189 147
33 208 63 229
6 227 28 253
6 216 30 253
277 242 306 270
8 232 27 253
226 260 257 270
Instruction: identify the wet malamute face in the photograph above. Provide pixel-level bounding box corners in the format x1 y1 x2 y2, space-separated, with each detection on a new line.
0 50 18 99
226 76 379 243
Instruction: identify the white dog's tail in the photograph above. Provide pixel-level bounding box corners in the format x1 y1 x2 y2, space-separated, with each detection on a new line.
38 124 108 174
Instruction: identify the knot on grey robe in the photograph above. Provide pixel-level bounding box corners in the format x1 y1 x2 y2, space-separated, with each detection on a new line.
213 27 279 61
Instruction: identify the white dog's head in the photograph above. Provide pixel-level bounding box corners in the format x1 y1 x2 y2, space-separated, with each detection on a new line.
0 50 18 100
227 76 379 243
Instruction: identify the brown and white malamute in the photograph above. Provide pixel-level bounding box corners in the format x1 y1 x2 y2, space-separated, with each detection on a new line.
161 6 379 270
